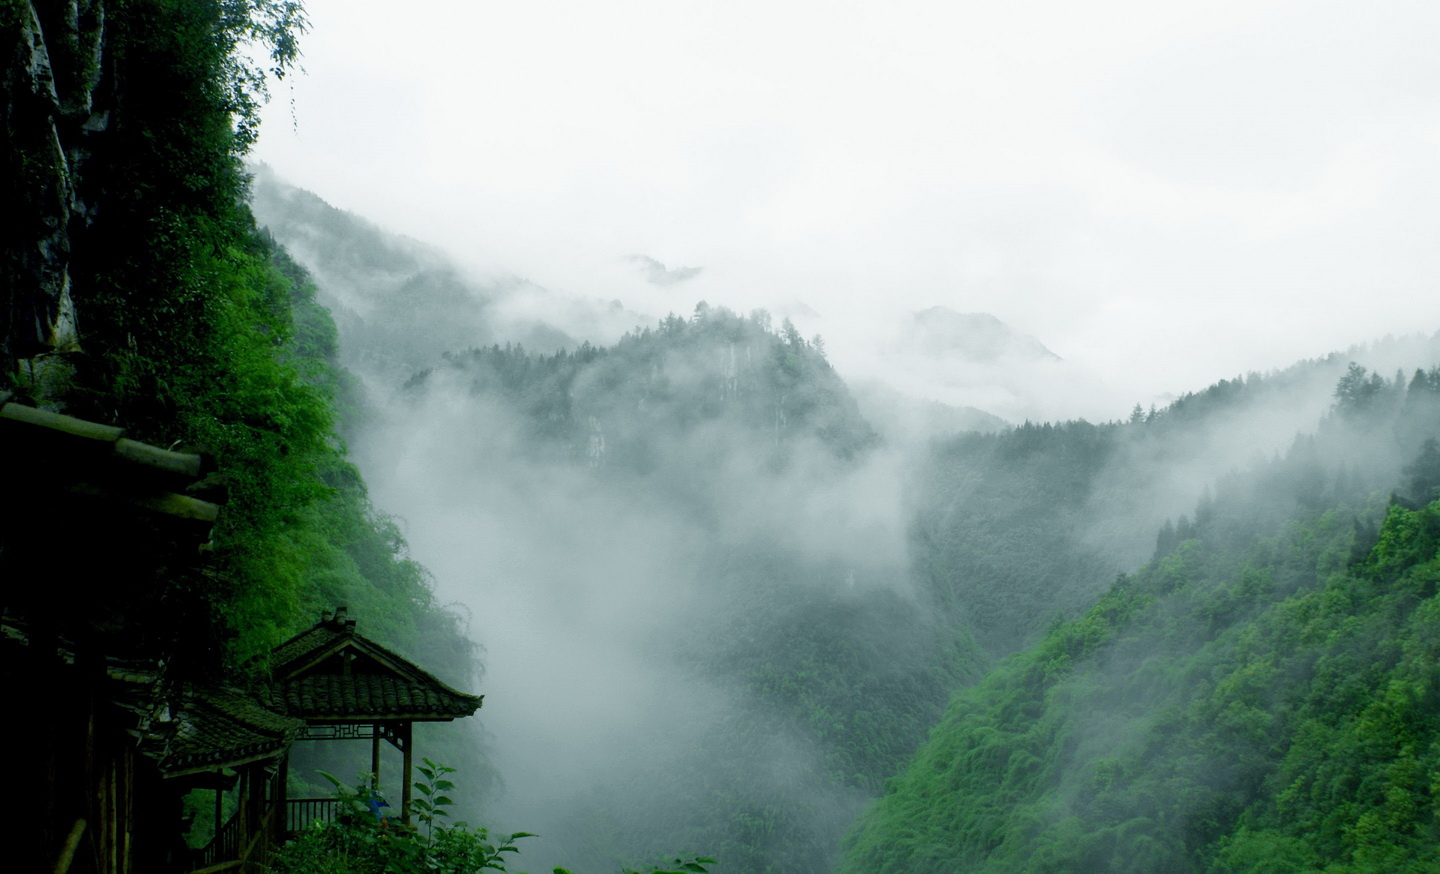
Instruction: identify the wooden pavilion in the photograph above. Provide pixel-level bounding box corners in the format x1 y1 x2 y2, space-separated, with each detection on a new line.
268 607 485 828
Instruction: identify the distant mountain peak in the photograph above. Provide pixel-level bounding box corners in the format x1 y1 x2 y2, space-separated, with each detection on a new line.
628 253 702 286
897 307 1060 363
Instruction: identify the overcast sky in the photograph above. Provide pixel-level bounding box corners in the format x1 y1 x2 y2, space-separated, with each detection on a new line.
254 0 1440 414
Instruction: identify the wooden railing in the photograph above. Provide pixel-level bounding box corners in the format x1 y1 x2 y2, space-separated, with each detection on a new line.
191 806 279 873
188 798 340 871
193 808 242 871
286 797 341 832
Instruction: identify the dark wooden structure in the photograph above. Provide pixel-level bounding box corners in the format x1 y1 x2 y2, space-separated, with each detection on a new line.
0 395 484 871
0 394 225 874
269 607 484 826
153 687 304 873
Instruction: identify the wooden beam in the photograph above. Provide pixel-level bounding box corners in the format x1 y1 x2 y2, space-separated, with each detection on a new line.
276 757 289 843
113 437 204 478
0 402 125 442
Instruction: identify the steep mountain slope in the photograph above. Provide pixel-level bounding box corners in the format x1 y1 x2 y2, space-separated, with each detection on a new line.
913 339 1440 656
841 368 1440 873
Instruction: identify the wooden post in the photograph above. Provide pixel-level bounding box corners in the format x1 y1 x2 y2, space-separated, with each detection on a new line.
239 767 249 856
276 757 289 841
213 774 223 850
371 725 381 789
400 722 413 827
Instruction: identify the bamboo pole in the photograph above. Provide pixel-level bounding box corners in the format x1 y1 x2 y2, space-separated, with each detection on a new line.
50 818 86 874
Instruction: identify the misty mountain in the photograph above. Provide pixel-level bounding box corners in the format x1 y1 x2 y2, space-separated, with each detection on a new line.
628 253 702 286
355 303 977 873
893 307 1060 364
250 168 1440 873
912 334 1440 656
248 166 645 376
405 305 877 469
862 306 1104 425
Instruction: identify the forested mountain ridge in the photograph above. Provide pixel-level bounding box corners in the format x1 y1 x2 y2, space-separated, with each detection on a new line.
840 365 1440 872
913 339 1440 657
406 303 877 468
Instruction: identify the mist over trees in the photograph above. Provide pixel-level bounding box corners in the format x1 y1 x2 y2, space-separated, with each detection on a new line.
357 302 970 873
14 2 1440 872
842 363 1440 873
254 173 1440 872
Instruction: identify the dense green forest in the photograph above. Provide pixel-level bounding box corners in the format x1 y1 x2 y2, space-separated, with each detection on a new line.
840 366 1440 872
912 350 1440 656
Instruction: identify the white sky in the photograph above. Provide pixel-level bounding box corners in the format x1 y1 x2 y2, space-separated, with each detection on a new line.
254 0 1440 412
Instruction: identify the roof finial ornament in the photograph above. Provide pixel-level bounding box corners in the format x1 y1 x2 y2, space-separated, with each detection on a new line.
329 605 355 632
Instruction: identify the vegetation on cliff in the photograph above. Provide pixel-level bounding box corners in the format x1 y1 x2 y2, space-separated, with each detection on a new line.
2 0 476 692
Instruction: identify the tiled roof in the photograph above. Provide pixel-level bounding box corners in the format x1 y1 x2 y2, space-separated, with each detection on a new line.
283 673 480 720
270 622 346 675
271 608 483 722
155 687 304 777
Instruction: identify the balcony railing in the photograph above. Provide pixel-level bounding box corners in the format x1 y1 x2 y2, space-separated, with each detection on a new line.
286 797 341 832
192 808 242 871
190 806 280 873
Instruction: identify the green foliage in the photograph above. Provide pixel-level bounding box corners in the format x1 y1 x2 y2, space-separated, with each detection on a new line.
273 762 713 874
273 764 530 874
916 419 1126 653
7 0 484 698
706 584 979 795
912 348 1440 661
1333 361 1398 423
841 450 1440 872
1403 437 1440 504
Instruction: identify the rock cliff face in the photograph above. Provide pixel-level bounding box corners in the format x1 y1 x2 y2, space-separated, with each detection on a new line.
2 1 110 397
